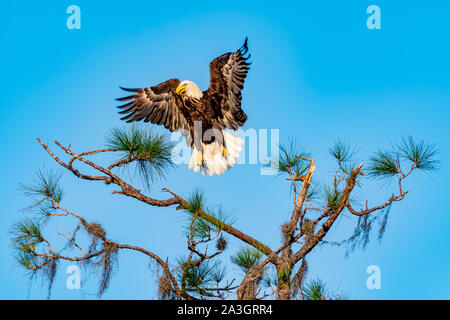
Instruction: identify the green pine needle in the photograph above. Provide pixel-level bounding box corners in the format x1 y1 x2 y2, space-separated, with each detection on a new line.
329 139 354 163
323 185 342 210
106 125 175 184
176 259 219 292
397 136 439 171
183 190 235 240
231 246 263 273
10 218 45 270
272 138 310 176
188 215 211 240
367 150 399 178
211 264 226 283
11 218 44 248
183 189 205 214
303 279 327 300
22 169 64 204
306 183 321 201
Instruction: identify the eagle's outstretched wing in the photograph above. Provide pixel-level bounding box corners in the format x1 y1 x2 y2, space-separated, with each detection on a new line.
117 78 190 134
206 38 251 130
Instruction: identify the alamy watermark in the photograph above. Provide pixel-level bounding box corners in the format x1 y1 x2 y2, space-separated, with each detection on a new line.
170 122 280 175
66 265 81 290
366 5 381 30
66 5 81 30
366 265 381 290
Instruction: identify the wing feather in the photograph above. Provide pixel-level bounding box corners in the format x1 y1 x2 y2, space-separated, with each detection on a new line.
116 78 190 134
206 38 250 130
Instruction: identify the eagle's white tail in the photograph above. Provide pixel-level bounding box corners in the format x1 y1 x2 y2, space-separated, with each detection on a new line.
188 131 244 176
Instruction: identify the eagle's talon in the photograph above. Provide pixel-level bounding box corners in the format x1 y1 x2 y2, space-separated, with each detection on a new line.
221 146 228 158
197 151 206 167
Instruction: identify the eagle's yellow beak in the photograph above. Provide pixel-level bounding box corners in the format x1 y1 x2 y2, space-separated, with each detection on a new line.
176 85 186 95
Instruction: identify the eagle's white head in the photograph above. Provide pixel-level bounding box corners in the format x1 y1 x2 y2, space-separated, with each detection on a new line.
176 80 203 99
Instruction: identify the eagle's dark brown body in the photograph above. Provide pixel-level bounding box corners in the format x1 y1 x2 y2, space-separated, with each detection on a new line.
176 88 248 149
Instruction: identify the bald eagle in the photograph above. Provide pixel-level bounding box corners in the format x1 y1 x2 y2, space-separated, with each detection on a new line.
116 38 250 176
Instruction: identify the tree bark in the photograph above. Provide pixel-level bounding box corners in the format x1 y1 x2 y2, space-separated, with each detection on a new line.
276 262 292 300
237 267 263 300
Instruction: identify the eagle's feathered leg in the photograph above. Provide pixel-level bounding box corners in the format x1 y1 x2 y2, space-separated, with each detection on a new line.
188 132 244 176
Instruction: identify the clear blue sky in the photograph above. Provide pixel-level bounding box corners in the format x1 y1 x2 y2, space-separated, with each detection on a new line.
1 1 449 299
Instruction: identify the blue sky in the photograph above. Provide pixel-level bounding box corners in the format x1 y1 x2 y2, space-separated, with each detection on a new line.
1 1 449 299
